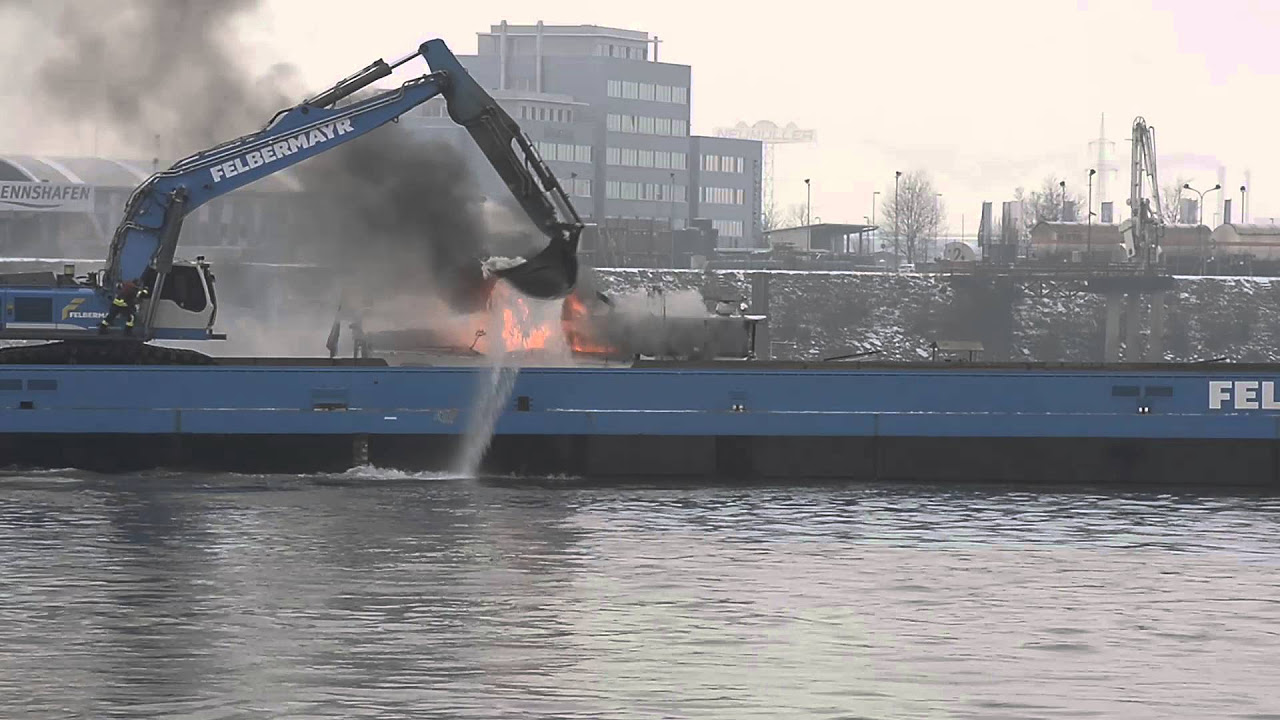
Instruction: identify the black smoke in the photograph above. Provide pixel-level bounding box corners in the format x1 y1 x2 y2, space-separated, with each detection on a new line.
6 0 502 314
20 0 299 157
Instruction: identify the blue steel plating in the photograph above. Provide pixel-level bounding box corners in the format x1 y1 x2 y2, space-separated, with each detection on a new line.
0 365 1273 439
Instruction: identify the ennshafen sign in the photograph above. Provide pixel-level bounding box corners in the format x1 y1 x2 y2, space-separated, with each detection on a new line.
1209 381 1280 410
0 182 94 213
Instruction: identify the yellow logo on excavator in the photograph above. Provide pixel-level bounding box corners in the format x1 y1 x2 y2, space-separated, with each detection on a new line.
61 297 85 320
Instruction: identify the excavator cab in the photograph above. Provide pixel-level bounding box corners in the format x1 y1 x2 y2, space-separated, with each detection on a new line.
138 260 218 339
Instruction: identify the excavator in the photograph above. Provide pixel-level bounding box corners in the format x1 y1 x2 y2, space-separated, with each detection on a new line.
0 39 582 363
1118 116 1164 269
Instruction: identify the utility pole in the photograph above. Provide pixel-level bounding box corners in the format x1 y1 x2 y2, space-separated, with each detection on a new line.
1241 185 1248 223
1059 179 1066 220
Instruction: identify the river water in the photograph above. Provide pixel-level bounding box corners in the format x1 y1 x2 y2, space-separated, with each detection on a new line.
1 468 1277 719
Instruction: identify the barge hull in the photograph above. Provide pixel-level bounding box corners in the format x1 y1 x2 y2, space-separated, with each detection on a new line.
1 434 1275 485
4 362 1280 484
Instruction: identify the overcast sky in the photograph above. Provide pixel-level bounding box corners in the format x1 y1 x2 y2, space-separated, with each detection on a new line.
7 0 1280 230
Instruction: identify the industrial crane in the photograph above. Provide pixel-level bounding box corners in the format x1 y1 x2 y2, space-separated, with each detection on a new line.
1119 116 1164 267
0 39 582 362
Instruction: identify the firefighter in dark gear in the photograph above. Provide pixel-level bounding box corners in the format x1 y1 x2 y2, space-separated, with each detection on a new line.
98 279 149 335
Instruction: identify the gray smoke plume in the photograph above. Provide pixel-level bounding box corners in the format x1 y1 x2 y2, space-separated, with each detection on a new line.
10 0 299 157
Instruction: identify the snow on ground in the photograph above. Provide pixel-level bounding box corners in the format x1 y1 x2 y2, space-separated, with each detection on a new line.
593 269 1280 363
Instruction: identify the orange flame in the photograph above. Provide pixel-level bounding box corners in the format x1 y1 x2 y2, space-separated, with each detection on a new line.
561 293 615 355
501 298 552 352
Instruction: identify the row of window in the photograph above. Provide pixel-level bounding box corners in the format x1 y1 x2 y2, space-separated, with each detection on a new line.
605 147 687 170
517 104 575 124
606 114 688 137
702 154 745 174
606 80 689 105
712 219 745 238
595 43 648 60
702 187 746 206
605 181 688 203
534 142 592 164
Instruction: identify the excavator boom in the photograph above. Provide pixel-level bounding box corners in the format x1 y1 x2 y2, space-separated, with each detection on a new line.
0 39 581 351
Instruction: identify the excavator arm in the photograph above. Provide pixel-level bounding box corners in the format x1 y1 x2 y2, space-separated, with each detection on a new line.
424 39 582 299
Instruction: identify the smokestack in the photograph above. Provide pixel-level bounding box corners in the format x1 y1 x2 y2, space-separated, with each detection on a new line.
1100 202 1114 224
499 20 508 91
1224 198 1233 224
535 21 544 93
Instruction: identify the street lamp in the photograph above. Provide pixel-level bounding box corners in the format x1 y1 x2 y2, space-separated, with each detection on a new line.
894 171 902 263
1087 169 1096 261
1184 182 1221 275
1241 185 1248 223
804 178 812 251
1059 180 1066 220
872 190 881 256
934 192 942 262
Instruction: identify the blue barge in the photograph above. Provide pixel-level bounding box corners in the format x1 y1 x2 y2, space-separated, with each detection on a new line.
2 359 1278 484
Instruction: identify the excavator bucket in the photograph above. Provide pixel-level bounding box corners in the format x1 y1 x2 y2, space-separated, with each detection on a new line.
422 39 582 300
488 233 579 299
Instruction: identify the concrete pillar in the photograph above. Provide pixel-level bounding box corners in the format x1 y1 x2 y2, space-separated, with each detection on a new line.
750 273 771 360
1124 292 1142 362
1104 291 1123 362
1147 291 1166 362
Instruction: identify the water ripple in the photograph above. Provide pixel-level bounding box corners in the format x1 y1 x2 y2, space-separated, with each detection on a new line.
1 473 1278 718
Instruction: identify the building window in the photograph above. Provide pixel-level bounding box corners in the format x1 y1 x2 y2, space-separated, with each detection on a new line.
535 142 592 164
712 220 744 238
607 114 688 137
702 187 744 205
606 181 687 202
702 154 745 173
572 178 593 198
607 148 689 170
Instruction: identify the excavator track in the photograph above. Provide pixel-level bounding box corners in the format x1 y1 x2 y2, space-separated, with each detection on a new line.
0 341 215 365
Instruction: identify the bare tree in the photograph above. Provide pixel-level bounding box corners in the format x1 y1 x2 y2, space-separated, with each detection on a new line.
761 196 782 232
1004 176 1090 244
878 170 944 263
777 203 808 229
1159 176 1191 224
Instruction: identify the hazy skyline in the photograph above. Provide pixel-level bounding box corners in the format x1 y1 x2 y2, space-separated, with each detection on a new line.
2 0 1277 233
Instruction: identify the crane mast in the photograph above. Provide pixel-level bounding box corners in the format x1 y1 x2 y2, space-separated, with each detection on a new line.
1121 116 1164 268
